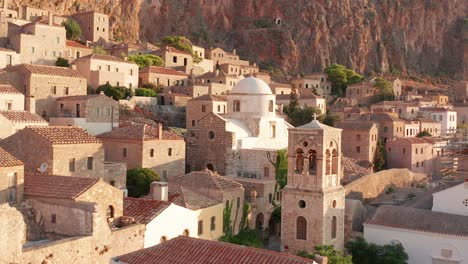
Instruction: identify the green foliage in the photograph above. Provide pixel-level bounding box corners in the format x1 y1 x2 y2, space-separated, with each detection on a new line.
135 88 157 97
325 64 364 97
92 46 106 55
373 77 394 102
270 206 281 223
223 200 233 236
407 193 416 199
55 57 69 67
239 203 250 231
219 229 263 248
128 54 164 69
161 35 193 53
254 17 275 28
299 245 352 264
386 186 396 194
62 19 81 41
275 149 288 189
416 130 432 138
318 110 341 127
126 168 160 198
346 237 408 264
284 92 322 127
416 183 426 189
96 83 134 100
374 140 386 171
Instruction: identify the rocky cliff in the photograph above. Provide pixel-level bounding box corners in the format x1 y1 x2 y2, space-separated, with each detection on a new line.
11 0 468 78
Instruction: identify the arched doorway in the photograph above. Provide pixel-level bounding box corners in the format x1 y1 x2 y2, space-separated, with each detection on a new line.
160 96 165 105
206 164 214 171
255 213 264 231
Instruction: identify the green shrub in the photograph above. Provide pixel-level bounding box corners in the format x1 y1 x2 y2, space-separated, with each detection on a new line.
96 83 133 100
62 19 81 40
219 229 263 248
55 57 69 67
128 54 164 69
386 186 396 194
126 168 160 198
135 88 157 97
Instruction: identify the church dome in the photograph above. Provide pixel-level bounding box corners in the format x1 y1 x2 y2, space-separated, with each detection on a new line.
231 77 272 95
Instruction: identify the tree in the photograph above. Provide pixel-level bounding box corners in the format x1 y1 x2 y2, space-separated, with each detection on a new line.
96 83 134 100
373 77 394 102
55 57 69 67
318 110 341 127
374 140 386 172
135 88 158 97
128 54 164 69
62 19 81 41
93 46 106 55
284 92 322 127
298 245 352 264
126 168 160 197
416 130 432 138
325 64 364 97
219 229 263 248
346 237 408 264
161 35 203 64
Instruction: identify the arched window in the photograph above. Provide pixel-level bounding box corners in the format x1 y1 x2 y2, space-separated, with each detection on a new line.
268 100 274 112
308 150 317 174
296 216 307 240
107 205 114 219
331 216 337 239
325 149 331 175
295 149 304 174
160 236 167 243
183 229 189 237
332 149 338 175
206 164 214 171
233 100 240 112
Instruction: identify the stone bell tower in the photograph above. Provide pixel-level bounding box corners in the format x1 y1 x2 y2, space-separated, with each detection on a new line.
281 117 345 253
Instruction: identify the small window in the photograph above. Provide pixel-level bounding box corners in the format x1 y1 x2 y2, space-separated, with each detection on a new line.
331 216 337 239
269 193 273 203
110 180 115 186
191 120 195 127
122 148 128 157
233 100 241 112
106 108 111 116
198 220 203 235
403 148 406 154
150 149 154 157
356 146 361 153
296 216 307 240
64 87 69 95
201 105 206 112
208 131 215 139
173 56 177 63
69 158 75 172
87 157 93 170
268 100 274 112
356 134 361 141
210 216 216 231
51 214 56 224
298 200 306 208
168 148 172 156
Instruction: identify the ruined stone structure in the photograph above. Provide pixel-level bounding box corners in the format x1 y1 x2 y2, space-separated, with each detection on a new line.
281 118 345 253
71 10 109 42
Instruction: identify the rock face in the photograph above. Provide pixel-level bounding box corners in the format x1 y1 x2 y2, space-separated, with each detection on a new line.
11 0 468 77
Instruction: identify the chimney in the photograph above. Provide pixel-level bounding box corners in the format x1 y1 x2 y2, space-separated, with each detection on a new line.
215 69 219 77
48 12 53 26
150 181 168 201
157 122 163 140
232 49 236 55
25 96 35 114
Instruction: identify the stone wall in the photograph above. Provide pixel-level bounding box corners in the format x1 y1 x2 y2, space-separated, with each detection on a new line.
0 204 25 263
0 164 24 204
141 140 185 179
345 168 427 200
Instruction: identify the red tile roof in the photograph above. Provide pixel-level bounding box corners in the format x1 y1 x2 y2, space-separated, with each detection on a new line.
24 173 99 199
169 170 242 192
167 186 221 210
141 66 188 76
28 126 102 144
98 123 182 141
66 40 91 50
0 147 23 167
0 84 20 94
189 94 226 102
76 54 137 65
55 93 113 102
113 236 315 264
0 111 47 123
336 120 376 130
4 64 85 78
124 197 171 224
154 46 192 56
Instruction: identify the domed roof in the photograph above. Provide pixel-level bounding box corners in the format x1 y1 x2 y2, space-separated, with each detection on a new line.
231 77 272 95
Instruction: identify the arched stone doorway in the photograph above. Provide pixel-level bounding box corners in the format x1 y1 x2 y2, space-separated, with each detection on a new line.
255 213 264 231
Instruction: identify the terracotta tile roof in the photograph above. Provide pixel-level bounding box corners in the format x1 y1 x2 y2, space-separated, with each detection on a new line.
0 84 20 94
24 173 99 199
154 46 192 56
417 118 438 123
98 123 160 141
27 126 102 144
162 131 184 140
0 111 47 123
366 205 468 237
0 147 23 167
389 137 433 145
76 54 136 65
336 120 375 130
113 236 315 264
66 40 91 49
189 94 226 102
4 64 85 78
55 93 113 102
0 47 15 52
169 170 242 192
124 197 170 224
167 185 221 210
141 66 188 76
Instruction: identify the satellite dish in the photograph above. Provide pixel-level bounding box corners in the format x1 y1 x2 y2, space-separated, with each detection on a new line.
38 163 48 173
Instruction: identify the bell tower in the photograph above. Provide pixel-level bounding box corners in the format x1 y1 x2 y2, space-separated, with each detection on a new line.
281 118 345 253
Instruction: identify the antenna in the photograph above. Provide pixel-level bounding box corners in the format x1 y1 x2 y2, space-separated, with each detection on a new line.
38 163 48 173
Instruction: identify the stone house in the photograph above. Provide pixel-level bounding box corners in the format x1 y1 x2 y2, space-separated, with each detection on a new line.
431 94 450 106
240 63 259 75
345 81 379 105
97 123 185 179
19 5 48 21
0 84 22 110
49 93 119 135
71 11 109 42
417 118 441 137
370 77 402 99
66 40 92 61
152 46 193 73
291 73 332 97
186 94 227 128
158 92 191 106
9 18 66 65
206 47 250 67
0 110 47 139
370 101 419 120
420 107 458 135
138 66 188 87
72 54 139 90
0 64 87 118
359 113 405 143
252 72 271 84
0 47 20 68
0 146 24 204
403 120 420 137
104 42 159 58
270 82 292 95
336 120 378 163
0 126 125 188
195 69 243 90
386 137 434 174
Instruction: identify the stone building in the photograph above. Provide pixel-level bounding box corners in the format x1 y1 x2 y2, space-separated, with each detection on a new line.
281 118 345 253
291 73 332 98
0 84 22 111
98 122 185 179
0 64 87 118
186 94 227 128
206 47 250 67
0 110 47 139
0 146 24 204
71 11 109 42
0 47 20 68
417 118 441 137
358 112 405 143
72 54 139 90
345 81 378 105
270 82 292 95
152 46 193 73
195 69 243 90
66 40 92 61
386 137 435 175
276 88 326 114
104 42 159 58
420 107 458 135
403 120 420 137
158 92 191 106
370 77 402 99
336 120 378 163
9 18 66 65
49 93 119 135
186 77 292 177
0 126 125 188
138 66 188 87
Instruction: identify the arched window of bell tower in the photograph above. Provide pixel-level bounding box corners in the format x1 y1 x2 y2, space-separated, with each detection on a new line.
325 149 331 175
332 149 338 175
295 149 304 174
308 149 317 175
